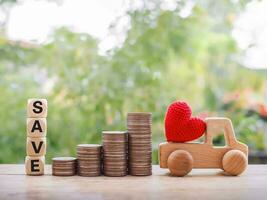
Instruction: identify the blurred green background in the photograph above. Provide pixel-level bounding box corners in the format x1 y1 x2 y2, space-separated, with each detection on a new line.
0 0 267 164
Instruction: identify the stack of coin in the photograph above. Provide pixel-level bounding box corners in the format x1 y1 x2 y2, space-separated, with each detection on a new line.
127 112 152 176
52 157 77 176
102 131 128 177
76 144 102 177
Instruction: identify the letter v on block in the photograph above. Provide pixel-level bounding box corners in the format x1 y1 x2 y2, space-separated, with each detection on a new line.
27 118 47 137
32 141 43 153
26 137 46 156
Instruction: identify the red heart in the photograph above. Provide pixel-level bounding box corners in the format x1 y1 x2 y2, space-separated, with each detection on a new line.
164 101 206 142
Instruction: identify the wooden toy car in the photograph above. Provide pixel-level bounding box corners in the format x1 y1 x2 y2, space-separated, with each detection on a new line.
159 117 248 176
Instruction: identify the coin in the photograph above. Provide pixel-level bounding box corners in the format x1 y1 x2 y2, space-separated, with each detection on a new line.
102 131 128 177
127 112 152 176
76 144 102 177
52 157 77 176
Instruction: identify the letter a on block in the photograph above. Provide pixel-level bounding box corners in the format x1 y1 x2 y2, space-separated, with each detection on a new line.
27 118 47 137
26 137 46 156
27 99 48 118
31 120 43 132
25 156 45 175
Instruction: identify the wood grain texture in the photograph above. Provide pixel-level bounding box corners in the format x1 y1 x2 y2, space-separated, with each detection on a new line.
167 150 193 176
27 99 48 118
25 156 45 175
222 150 247 175
26 137 46 156
27 118 47 137
0 165 267 200
159 118 248 173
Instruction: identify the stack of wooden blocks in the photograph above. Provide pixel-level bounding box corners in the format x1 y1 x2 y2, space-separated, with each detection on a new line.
25 99 48 175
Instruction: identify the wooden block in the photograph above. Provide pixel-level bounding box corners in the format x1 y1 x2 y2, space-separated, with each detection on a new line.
25 156 45 175
27 118 47 137
26 137 46 156
27 99 47 118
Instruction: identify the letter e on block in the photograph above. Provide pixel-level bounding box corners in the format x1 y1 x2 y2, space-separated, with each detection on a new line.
27 99 47 118
27 118 47 137
25 156 45 175
26 137 46 156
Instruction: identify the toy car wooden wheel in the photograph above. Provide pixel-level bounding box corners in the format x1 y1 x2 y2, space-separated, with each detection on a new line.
222 150 248 176
167 150 193 177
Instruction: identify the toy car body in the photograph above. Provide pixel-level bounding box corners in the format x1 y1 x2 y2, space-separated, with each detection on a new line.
159 117 248 176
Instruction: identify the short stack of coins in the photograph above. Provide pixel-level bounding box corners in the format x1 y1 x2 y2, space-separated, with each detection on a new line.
77 144 102 176
52 157 77 176
102 131 128 177
25 99 47 175
127 112 152 176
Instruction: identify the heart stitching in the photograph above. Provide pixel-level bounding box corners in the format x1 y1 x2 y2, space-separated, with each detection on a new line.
164 101 206 142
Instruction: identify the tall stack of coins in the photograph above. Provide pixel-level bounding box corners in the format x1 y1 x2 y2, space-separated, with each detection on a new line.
102 131 128 177
52 157 77 176
127 112 152 176
76 144 102 177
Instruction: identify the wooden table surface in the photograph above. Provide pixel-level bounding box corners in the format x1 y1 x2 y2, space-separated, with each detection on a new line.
0 164 266 200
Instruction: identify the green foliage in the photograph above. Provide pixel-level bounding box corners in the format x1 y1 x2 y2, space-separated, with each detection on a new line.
0 0 17 5
0 0 266 164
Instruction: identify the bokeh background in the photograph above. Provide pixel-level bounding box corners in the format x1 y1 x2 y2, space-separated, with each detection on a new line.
0 0 267 164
